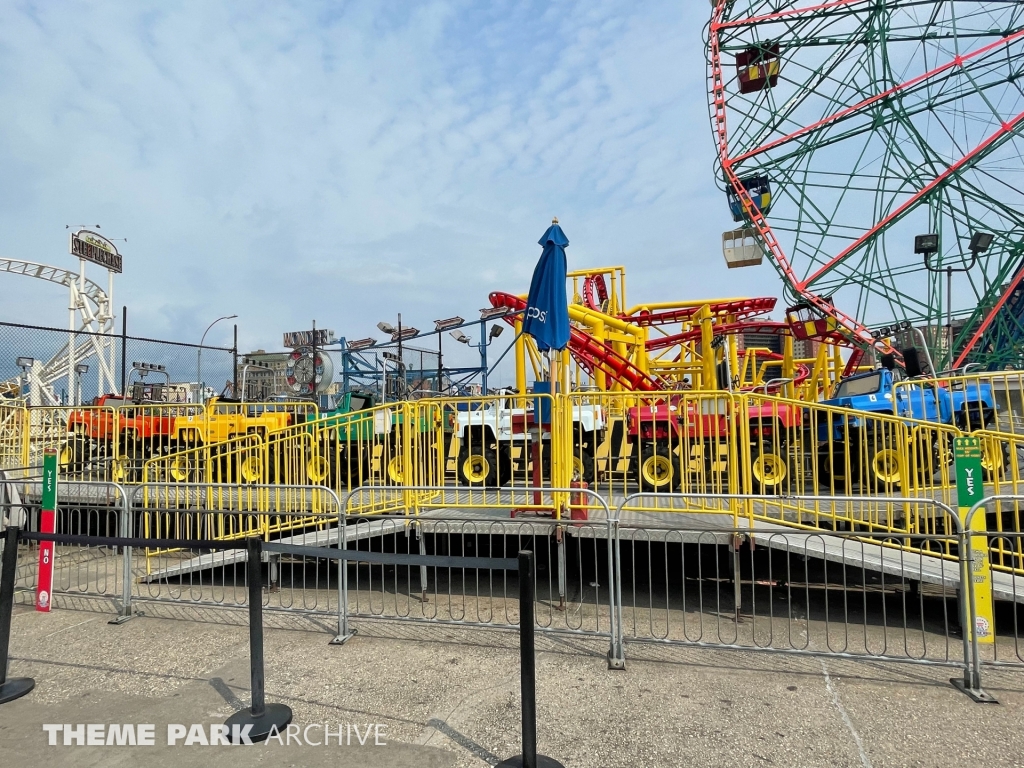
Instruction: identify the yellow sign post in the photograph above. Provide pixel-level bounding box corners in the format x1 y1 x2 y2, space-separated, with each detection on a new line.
955 436 994 645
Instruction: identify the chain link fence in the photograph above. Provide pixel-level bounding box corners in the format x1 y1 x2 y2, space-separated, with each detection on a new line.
0 320 236 406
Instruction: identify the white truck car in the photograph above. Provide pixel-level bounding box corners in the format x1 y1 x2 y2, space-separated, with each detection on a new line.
450 394 604 486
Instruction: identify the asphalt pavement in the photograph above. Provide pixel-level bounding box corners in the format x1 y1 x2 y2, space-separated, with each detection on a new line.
2 601 1024 767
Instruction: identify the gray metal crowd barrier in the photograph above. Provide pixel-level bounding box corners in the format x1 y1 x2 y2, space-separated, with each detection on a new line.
5 480 1024 700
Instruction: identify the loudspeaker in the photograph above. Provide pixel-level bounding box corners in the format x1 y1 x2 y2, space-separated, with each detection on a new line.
880 353 896 371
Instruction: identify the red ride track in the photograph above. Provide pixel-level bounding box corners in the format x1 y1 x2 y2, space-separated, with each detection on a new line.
646 320 790 351
490 292 811 393
580 273 776 325
490 291 662 391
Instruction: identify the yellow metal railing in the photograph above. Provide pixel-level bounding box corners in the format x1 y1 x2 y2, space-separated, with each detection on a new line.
7 384 1022 575
11 399 317 484
0 399 26 470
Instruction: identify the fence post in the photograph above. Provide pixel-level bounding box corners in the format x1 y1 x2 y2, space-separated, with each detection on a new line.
110 489 138 624
606 516 625 670
951 512 997 703
731 533 744 624
496 550 565 768
417 522 429 604
331 507 355 645
119 306 127 397
0 525 35 704
225 537 292 741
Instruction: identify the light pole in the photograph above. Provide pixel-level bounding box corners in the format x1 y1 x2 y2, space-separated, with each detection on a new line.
239 358 271 402
378 316 419 399
918 232 993 370
434 317 465 395
16 357 34 401
74 363 89 406
197 314 237 402
451 322 504 394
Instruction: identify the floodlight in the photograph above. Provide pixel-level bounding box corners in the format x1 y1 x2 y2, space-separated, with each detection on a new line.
75 364 89 374
970 232 994 254
450 330 471 344
16 357 34 369
914 234 939 255
377 321 396 335
488 325 504 339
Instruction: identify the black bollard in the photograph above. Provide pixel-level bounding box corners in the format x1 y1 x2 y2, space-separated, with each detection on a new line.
0 525 35 705
225 537 292 742
496 550 565 768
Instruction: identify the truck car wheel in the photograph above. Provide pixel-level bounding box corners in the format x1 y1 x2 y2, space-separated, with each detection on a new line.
339 446 368 487
386 454 405 484
750 442 788 494
169 454 199 483
572 451 595 484
956 404 994 432
381 435 407 485
913 430 952 485
110 454 130 484
638 444 677 493
124 441 146 483
981 437 1008 481
306 439 333 485
457 446 499 487
239 450 263 483
58 437 91 476
817 446 857 492
307 454 330 484
869 445 902 488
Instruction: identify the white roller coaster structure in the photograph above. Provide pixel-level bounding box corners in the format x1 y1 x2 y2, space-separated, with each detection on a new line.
1 257 118 405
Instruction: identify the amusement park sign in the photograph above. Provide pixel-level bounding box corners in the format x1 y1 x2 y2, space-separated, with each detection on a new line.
283 329 335 348
69 229 122 273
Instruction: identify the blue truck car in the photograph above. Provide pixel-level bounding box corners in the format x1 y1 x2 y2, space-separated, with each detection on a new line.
816 365 997 489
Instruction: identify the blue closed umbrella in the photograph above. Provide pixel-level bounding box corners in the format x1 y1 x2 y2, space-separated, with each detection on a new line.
523 219 570 352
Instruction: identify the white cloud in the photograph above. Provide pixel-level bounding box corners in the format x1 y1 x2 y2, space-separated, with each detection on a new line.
0 0 790 384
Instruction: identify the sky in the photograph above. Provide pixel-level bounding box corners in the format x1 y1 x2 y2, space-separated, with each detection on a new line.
0 0 792 386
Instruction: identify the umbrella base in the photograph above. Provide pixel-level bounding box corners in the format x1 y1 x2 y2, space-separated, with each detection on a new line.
495 755 565 768
0 677 35 705
225 703 293 743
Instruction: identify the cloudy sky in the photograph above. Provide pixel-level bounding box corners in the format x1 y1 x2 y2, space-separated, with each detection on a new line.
0 0 790 384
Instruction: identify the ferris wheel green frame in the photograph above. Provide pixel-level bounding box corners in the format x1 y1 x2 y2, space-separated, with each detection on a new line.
709 1 1024 370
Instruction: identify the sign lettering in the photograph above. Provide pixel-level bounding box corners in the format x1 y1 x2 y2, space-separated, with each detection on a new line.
954 436 993 645
69 230 122 273
37 448 58 612
283 329 335 348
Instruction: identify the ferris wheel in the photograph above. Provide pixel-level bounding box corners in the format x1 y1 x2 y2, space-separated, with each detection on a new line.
709 1 1024 369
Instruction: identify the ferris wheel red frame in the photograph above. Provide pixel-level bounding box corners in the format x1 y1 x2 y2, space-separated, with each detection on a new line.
709 0 1024 363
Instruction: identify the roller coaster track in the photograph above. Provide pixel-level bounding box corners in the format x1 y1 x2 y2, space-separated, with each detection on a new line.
0 258 117 403
490 292 813 392
489 291 662 391
0 258 111 306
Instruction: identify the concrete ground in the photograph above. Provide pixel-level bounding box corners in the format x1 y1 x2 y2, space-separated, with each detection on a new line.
2 599 1024 768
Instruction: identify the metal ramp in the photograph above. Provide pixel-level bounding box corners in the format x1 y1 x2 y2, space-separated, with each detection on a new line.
136 498 1024 603
415 504 1024 605
141 516 405 582
608 510 1024 604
